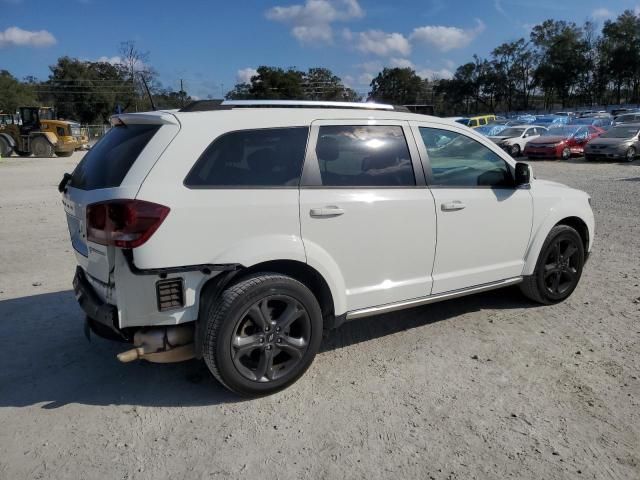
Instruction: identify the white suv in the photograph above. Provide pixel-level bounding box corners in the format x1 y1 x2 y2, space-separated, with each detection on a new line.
61 100 594 396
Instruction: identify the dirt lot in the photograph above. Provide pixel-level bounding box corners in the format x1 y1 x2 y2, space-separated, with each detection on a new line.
0 152 638 480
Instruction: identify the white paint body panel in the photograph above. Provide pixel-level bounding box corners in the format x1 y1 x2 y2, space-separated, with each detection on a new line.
61 107 595 327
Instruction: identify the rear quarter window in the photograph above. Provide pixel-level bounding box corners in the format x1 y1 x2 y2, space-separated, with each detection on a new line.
70 124 160 190
184 127 309 188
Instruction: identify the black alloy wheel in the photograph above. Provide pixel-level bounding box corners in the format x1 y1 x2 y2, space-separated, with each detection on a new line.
542 237 581 300
231 295 311 382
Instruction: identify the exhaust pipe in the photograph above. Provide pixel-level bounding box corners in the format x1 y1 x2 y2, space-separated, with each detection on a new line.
117 324 195 364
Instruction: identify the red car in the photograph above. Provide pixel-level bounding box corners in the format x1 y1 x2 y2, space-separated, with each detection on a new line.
524 125 604 160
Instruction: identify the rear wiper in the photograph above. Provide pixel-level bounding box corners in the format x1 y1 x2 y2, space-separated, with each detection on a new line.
58 172 72 193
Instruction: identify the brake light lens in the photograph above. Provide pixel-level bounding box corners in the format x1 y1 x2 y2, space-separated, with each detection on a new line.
86 200 170 248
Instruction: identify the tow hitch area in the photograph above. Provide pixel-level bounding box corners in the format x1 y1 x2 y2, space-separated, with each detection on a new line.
117 324 195 364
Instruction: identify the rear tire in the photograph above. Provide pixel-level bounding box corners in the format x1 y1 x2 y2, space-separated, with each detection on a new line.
203 273 323 397
520 225 585 305
31 137 55 158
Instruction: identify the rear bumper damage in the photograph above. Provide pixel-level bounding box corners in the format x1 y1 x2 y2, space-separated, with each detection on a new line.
73 265 196 363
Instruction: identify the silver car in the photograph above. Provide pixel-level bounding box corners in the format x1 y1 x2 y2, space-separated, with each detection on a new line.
584 124 640 162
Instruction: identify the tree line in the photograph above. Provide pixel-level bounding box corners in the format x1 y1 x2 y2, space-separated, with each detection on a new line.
0 41 191 123
2 10 640 122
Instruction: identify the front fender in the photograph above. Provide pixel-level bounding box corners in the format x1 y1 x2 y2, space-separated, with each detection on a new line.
523 192 594 275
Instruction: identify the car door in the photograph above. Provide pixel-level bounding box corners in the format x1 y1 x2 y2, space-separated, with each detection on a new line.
299 120 437 312
412 122 533 294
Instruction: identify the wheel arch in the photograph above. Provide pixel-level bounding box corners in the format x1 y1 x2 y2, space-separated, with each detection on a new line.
194 259 337 359
524 212 592 275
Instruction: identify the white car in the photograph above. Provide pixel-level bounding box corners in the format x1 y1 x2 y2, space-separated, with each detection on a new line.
488 125 548 157
60 100 594 396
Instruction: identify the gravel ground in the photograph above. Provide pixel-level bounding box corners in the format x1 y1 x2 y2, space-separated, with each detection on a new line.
0 152 638 480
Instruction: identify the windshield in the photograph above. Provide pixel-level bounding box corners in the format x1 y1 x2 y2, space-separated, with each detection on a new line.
498 128 525 137
600 126 639 138
543 126 581 137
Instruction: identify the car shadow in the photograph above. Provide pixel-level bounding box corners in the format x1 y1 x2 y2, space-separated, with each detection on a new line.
0 287 537 409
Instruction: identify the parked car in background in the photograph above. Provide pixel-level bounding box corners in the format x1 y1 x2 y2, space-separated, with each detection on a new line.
475 120 522 137
613 113 640 126
489 125 547 157
534 115 570 128
524 125 604 160
554 111 575 118
611 107 638 117
584 124 640 162
455 114 497 128
570 116 613 128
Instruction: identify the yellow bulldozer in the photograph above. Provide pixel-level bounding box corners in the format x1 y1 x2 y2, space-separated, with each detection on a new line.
0 107 89 158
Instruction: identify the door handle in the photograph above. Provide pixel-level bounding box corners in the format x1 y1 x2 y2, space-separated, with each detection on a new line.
310 206 345 218
441 201 466 212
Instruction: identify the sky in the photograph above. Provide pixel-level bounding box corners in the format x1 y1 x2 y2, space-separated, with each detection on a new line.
1 0 639 98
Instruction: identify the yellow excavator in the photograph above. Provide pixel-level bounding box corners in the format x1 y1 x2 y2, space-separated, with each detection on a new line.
0 107 88 158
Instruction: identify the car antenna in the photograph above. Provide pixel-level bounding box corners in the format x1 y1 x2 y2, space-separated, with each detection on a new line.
139 73 156 111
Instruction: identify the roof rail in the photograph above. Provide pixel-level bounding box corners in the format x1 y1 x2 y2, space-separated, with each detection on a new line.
179 99 397 112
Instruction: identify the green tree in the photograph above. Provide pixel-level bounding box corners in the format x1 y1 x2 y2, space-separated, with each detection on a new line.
600 10 640 104
0 70 37 112
46 57 133 123
368 68 428 104
530 20 588 108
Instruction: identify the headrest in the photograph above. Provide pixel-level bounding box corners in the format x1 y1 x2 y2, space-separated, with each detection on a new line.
316 136 339 162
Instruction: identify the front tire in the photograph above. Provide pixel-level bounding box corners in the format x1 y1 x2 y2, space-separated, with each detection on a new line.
510 144 521 157
561 147 571 160
625 146 636 162
203 273 323 397
520 225 585 305
0 137 13 157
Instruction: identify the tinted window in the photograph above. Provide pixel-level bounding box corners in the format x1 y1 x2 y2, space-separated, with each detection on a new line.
315 125 415 187
185 127 309 187
419 127 513 188
70 124 160 190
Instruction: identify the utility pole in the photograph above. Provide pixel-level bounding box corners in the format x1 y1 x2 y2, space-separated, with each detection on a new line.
180 79 185 107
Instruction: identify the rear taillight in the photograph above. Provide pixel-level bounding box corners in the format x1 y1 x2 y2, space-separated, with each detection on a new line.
86 200 170 248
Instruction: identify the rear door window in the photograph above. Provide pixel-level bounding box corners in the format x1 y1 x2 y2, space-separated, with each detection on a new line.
184 127 309 188
70 124 160 190
314 125 415 187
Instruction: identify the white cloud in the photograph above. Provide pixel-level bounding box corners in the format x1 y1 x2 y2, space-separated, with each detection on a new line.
348 29 411 56
389 57 415 69
358 72 375 85
591 8 613 21
416 68 453 80
410 19 485 52
236 67 258 84
96 55 144 69
0 26 56 48
266 0 364 44
97 55 123 65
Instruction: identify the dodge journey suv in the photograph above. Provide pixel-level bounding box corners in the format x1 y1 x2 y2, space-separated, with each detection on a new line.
60 100 594 396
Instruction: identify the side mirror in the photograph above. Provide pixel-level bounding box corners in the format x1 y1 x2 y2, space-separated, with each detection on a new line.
514 162 531 186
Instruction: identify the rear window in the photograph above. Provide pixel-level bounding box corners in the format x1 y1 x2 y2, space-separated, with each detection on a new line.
70 124 160 190
184 127 309 188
